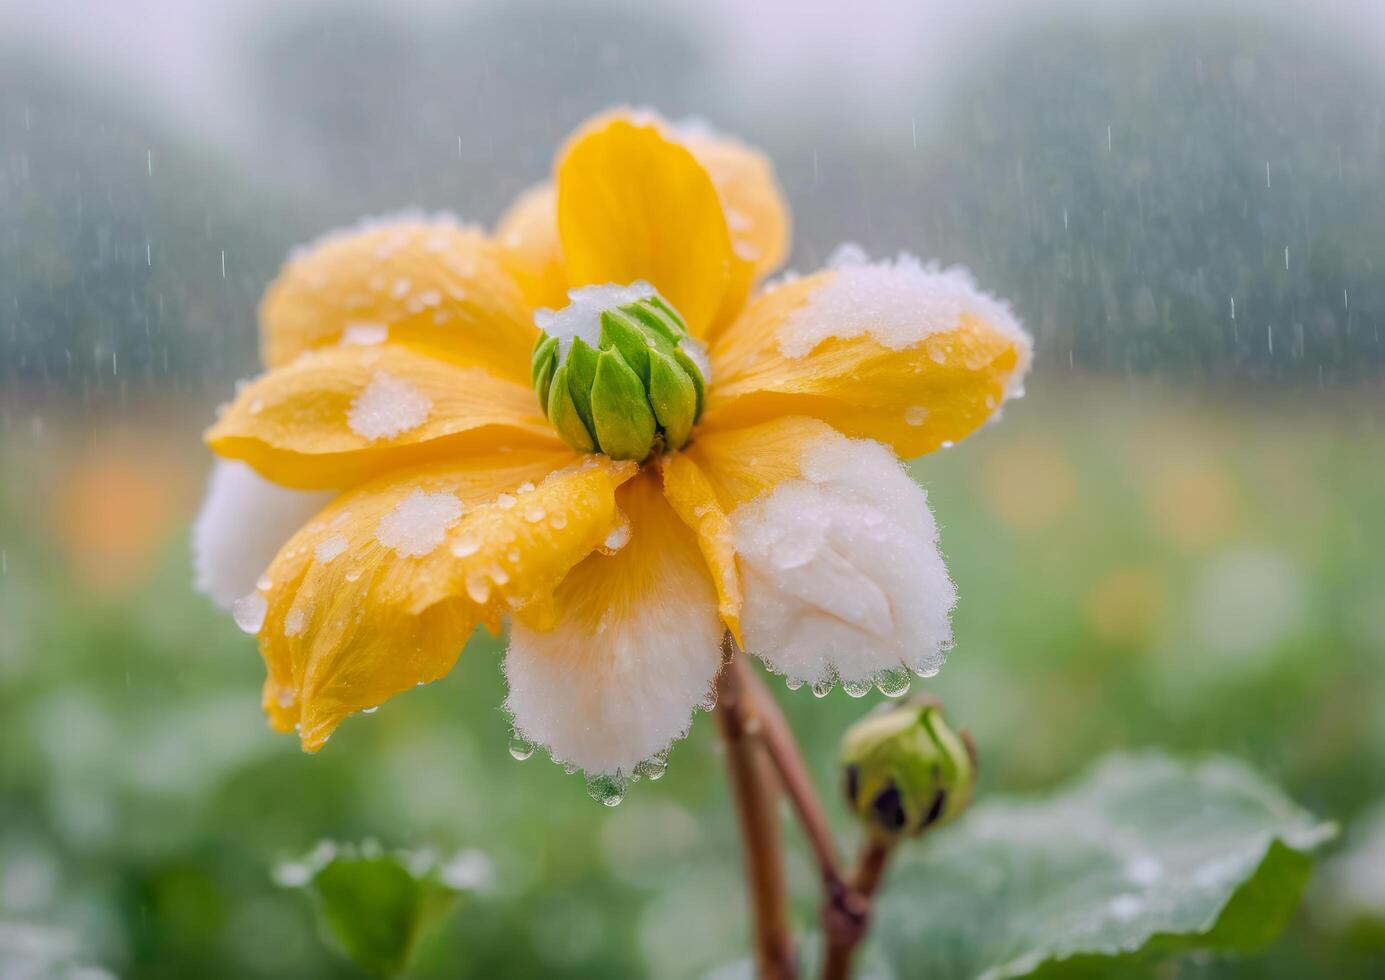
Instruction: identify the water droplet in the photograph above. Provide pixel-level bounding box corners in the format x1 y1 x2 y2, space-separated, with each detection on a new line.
490 564 510 586
904 406 929 426
549 512 568 530
635 752 668 781
508 735 534 761
276 686 295 708
496 493 517 510
586 772 626 807
256 574 273 592
785 676 804 691
232 593 267 634
362 705 379 714
874 667 912 698
465 571 492 603
451 534 481 558
524 504 546 523
811 678 834 699
940 440 955 449
601 517 632 553
843 678 872 698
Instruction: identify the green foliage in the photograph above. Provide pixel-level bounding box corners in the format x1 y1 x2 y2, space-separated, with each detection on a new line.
870 753 1335 978
279 843 487 976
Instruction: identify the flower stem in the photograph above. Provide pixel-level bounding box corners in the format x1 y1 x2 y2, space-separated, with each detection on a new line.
741 663 845 892
820 838 896 980
715 636 797 980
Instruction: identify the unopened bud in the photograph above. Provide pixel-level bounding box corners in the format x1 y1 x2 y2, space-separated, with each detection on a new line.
532 285 706 461
840 697 977 841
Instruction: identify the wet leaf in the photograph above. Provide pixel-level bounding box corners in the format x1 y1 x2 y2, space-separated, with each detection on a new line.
871 753 1334 979
276 841 492 977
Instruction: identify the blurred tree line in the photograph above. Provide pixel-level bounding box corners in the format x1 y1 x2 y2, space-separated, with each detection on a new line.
2 3 1383 402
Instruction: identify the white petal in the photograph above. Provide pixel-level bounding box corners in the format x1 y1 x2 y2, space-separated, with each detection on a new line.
192 460 332 609
733 433 955 686
503 486 724 776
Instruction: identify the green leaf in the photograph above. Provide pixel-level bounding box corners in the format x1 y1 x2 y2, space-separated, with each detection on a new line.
276 842 491 977
871 753 1335 979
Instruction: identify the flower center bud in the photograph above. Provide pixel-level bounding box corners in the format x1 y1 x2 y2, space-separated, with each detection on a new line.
531 283 708 461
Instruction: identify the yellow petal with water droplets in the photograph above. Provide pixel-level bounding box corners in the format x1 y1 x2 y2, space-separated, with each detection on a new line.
207 344 560 490
659 451 742 644
505 471 724 774
703 267 1032 459
254 451 637 749
260 217 537 382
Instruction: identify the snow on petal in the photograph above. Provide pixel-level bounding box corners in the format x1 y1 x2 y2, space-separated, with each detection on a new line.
192 459 332 609
504 474 723 776
733 432 955 687
374 489 463 557
779 245 1032 395
347 371 432 441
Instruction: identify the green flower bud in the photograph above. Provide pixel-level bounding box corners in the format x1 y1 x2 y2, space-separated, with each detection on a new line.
532 286 707 461
840 697 978 841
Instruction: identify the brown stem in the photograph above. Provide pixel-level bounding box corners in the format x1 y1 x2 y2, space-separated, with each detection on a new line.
715 637 797 980
821 838 896 980
741 663 845 894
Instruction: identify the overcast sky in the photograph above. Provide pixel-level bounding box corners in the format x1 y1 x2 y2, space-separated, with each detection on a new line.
5 0 1380 154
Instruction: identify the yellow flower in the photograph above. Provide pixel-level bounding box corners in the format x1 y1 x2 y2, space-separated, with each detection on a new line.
195 109 1032 776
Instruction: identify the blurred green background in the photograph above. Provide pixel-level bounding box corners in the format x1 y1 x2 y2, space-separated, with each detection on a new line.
2 0 1384 976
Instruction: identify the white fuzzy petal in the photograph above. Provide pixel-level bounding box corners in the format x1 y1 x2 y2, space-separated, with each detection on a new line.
503 517 724 776
192 460 333 609
733 433 956 686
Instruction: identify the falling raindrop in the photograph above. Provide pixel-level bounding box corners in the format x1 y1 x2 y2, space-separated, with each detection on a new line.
586 773 626 807
508 735 535 761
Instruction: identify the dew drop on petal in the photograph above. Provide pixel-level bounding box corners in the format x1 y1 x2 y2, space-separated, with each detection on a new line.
496 493 517 510
548 512 568 530
634 752 669 781
811 678 834 699
874 666 912 698
786 676 804 691
450 534 481 558
362 705 378 714
314 534 348 563
465 570 492 604
904 406 929 426
232 593 268 634
276 686 295 708
284 607 307 636
843 678 872 698
524 504 546 523
256 574 273 592
585 772 626 807
508 735 535 761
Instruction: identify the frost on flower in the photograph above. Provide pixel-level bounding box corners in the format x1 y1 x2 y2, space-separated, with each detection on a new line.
193 459 332 609
780 244 1033 397
348 371 432 441
534 281 655 357
375 490 464 557
733 432 956 687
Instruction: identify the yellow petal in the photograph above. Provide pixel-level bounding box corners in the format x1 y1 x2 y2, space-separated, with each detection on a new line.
556 116 735 338
704 261 1033 459
254 450 637 749
207 343 560 490
679 127 790 281
505 471 724 774
495 183 569 311
260 216 538 383
682 415 839 508
658 451 742 644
